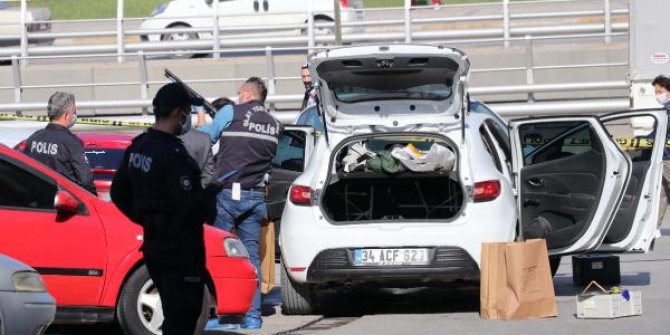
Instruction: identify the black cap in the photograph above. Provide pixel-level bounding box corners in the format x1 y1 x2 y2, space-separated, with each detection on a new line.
152 83 202 116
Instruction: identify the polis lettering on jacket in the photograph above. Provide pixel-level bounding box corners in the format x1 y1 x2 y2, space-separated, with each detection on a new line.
31 141 58 155
242 109 279 136
128 152 152 173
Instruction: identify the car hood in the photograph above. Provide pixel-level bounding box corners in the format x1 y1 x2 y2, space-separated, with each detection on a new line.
308 45 470 142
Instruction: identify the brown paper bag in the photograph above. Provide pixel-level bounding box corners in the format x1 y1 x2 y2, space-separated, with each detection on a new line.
480 239 558 320
260 221 276 294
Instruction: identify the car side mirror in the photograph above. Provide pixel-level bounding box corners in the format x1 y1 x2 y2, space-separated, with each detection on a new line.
54 190 79 213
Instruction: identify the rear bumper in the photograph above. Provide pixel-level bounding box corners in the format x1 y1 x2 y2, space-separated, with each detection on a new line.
207 257 257 315
306 247 479 285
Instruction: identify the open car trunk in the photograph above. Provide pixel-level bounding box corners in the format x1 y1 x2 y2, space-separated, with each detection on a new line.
320 134 463 223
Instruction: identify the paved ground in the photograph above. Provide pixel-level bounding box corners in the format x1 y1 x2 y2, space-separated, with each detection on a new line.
45 211 670 335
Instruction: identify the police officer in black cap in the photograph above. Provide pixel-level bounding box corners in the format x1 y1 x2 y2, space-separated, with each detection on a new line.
111 83 220 335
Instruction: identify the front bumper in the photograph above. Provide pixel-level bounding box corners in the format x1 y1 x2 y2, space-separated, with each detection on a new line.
0 291 56 335
207 256 257 315
306 246 479 286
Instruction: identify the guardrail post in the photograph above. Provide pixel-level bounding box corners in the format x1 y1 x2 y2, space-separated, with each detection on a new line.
525 35 535 103
307 0 315 53
604 0 611 44
212 0 221 59
503 0 510 48
334 0 342 45
19 0 27 63
265 47 277 113
116 0 125 63
138 51 149 115
12 55 22 115
404 0 412 43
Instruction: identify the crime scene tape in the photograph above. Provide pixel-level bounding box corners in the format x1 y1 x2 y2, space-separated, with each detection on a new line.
2 113 667 148
0 113 153 128
523 137 670 149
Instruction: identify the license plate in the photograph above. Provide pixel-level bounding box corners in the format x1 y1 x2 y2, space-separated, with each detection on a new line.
353 248 430 267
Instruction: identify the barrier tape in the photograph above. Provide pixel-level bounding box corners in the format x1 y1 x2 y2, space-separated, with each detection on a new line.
2 113 667 148
0 113 153 128
523 137 670 149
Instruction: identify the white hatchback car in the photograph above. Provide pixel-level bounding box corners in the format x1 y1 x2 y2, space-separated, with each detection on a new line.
140 0 364 53
278 44 668 314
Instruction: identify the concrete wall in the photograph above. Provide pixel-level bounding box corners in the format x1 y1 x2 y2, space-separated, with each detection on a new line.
1 38 629 117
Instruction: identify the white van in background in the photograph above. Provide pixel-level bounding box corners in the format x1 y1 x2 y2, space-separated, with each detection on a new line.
139 0 364 56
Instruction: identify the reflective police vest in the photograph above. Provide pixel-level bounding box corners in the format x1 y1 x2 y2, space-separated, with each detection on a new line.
216 101 282 189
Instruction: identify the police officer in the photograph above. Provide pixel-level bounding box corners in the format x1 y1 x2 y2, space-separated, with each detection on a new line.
23 91 97 195
198 77 282 330
111 83 219 335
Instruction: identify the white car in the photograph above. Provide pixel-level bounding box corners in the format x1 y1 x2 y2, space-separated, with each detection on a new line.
0 254 55 335
0 1 52 47
278 44 668 314
139 0 364 56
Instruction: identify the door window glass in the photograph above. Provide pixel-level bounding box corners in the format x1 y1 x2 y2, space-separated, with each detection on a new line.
518 121 597 166
273 130 307 172
0 158 57 210
85 148 125 181
602 115 658 162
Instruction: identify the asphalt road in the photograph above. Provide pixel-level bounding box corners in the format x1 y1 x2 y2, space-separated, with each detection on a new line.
45 209 670 335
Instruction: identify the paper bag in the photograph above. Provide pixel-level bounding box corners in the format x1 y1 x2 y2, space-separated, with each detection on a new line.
480 239 558 320
260 221 276 294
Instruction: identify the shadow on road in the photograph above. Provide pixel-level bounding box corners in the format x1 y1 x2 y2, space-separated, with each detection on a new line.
312 286 480 318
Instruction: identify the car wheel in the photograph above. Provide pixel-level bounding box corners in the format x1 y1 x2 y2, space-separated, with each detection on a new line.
302 17 334 46
549 256 561 277
117 265 212 335
160 24 198 59
280 263 315 315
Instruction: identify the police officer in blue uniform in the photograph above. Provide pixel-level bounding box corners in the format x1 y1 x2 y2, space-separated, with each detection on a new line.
23 91 97 195
198 77 282 330
111 83 221 335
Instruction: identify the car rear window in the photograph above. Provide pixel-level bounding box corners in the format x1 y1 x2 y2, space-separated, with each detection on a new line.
318 57 458 103
85 149 125 180
334 82 452 103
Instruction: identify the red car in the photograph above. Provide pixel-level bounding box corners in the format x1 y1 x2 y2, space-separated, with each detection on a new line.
14 133 134 201
79 133 134 201
0 144 256 334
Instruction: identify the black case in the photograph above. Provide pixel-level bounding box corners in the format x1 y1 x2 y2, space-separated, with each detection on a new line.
572 255 621 287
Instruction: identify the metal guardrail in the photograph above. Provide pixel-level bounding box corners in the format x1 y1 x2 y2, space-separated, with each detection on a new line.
0 0 628 61
0 35 631 118
0 0 631 118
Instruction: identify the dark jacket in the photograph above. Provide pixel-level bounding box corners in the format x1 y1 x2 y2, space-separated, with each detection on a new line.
179 129 215 189
216 101 283 189
301 87 318 111
664 103 670 160
110 128 218 253
23 123 97 195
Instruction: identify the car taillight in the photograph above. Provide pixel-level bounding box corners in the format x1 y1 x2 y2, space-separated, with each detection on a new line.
339 0 349 8
474 180 500 202
289 185 312 205
14 140 27 152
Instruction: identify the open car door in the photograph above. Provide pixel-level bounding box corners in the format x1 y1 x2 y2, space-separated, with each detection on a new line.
597 109 668 253
267 126 315 222
509 116 631 255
